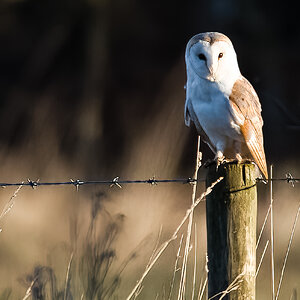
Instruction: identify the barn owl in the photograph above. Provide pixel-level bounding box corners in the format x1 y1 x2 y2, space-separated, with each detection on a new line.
185 32 268 179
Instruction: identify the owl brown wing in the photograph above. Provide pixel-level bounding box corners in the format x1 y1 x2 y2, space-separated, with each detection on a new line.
229 76 268 179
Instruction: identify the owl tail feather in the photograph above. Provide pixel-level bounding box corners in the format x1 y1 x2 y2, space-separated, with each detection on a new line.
246 138 268 180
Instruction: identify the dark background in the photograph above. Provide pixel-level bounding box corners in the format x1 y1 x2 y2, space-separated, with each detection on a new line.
0 2 300 298
0 0 299 179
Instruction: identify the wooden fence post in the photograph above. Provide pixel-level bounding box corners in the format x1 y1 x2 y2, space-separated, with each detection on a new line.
206 161 257 300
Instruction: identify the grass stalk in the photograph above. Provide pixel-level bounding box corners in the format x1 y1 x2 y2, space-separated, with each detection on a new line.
197 277 207 300
256 240 269 278
168 234 184 300
191 223 197 300
275 200 300 300
63 252 74 300
208 270 245 300
270 165 275 300
178 135 201 300
125 176 223 300
256 204 271 250
0 183 23 231
22 277 37 300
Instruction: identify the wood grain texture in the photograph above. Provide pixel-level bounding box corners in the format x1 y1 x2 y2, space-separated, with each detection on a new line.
206 161 257 300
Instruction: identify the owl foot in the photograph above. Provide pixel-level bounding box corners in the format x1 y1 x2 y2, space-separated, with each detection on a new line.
215 159 224 171
232 157 253 164
214 151 225 171
235 153 242 162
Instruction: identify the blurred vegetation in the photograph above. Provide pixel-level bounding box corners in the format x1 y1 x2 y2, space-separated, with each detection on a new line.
16 192 131 300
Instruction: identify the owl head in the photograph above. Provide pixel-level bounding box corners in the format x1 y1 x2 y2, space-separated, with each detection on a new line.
185 32 241 84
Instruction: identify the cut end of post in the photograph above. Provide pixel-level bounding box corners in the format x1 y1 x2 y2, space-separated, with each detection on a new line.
206 160 257 191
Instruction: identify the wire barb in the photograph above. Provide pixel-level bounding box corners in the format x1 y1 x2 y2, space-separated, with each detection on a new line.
70 179 83 191
256 175 300 184
110 177 122 189
256 175 267 185
285 173 297 187
186 177 196 185
147 177 158 185
27 179 39 189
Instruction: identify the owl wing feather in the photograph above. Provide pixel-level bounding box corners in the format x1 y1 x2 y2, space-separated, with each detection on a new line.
185 97 217 154
229 77 268 179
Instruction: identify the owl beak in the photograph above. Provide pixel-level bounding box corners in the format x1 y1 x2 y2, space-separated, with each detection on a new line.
207 68 216 81
206 63 217 82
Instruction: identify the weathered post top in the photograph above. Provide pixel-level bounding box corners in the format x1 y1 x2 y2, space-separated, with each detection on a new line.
206 161 257 300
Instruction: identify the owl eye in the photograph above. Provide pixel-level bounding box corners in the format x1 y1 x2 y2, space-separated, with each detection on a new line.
218 52 223 59
198 53 206 61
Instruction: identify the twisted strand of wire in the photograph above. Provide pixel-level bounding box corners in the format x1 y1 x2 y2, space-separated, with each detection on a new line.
0 174 298 189
0 177 201 188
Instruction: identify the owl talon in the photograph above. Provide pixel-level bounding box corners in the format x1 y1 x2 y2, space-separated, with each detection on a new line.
214 151 225 171
235 153 242 162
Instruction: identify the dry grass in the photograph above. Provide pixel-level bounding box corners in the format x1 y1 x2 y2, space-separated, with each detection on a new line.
0 157 299 300
15 194 138 300
125 177 223 300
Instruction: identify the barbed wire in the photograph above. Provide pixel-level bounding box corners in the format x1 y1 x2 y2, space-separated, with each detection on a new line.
0 173 298 190
0 177 200 189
